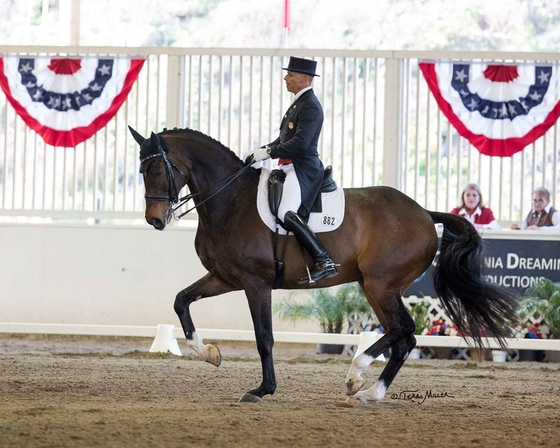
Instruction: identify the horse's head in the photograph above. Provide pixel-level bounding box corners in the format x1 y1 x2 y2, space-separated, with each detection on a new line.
129 126 187 230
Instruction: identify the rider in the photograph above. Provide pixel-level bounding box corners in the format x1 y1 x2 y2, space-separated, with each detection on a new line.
246 56 338 284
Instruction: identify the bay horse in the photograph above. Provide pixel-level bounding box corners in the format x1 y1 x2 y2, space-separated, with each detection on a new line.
129 126 518 404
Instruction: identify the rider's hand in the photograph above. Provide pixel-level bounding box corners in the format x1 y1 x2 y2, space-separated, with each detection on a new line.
245 147 270 165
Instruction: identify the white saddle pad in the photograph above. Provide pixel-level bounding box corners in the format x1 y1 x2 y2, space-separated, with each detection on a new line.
256 167 345 234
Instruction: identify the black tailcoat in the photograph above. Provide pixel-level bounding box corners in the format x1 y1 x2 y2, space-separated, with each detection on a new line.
267 89 324 218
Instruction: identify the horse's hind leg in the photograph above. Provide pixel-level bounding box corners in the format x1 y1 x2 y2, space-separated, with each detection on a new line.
346 334 416 404
174 272 238 366
345 288 416 404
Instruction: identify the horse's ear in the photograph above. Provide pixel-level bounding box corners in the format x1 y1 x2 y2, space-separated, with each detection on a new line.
150 132 159 145
128 125 146 145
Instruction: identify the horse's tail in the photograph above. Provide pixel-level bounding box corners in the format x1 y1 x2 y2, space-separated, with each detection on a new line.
428 211 518 349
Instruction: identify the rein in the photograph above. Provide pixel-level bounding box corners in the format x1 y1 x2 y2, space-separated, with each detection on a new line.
172 163 253 220
141 142 252 220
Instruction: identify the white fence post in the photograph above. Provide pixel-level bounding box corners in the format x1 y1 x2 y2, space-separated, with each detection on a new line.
382 56 403 189
165 54 185 129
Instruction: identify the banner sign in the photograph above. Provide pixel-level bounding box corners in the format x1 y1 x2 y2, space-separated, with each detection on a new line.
419 61 560 157
0 56 145 148
406 236 560 296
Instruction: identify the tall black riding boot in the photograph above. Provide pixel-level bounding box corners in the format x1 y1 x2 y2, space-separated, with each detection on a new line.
283 211 338 284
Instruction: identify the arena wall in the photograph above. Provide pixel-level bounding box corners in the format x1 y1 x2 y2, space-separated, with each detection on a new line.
0 223 308 332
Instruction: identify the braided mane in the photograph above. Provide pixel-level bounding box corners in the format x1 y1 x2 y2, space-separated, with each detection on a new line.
160 127 243 166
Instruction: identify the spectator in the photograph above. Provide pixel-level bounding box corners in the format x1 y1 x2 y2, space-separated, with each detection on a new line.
511 187 560 231
451 183 500 230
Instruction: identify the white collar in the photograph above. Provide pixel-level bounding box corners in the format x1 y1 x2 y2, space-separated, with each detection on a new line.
293 86 312 102
531 202 553 214
458 206 482 217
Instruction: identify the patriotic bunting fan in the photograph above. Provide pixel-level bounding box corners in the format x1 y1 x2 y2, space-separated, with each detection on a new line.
0 56 145 148
419 61 560 157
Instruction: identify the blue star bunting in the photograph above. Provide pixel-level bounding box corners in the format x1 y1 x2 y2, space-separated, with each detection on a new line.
451 63 552 120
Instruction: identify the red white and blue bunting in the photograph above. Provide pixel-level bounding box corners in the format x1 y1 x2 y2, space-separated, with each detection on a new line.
419 61 560 157
0 56 145 148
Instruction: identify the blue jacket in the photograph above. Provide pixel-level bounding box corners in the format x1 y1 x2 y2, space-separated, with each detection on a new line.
267 89 324 218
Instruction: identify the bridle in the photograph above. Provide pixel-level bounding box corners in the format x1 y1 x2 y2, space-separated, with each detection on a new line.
141 138 252 220
140 146 185 204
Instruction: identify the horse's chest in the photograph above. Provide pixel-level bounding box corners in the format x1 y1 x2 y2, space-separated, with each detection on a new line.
196 240 236 276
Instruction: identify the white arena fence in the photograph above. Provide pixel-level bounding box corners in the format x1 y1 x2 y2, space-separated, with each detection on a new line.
1 46 559 224
2 296 559 355
1 322 559 353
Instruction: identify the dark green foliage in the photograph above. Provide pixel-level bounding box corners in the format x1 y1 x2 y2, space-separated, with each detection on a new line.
519 278 560 338
408 300 431 335
273 283 371 333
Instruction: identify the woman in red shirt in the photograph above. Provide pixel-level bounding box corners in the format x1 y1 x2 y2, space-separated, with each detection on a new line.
450 183 500 230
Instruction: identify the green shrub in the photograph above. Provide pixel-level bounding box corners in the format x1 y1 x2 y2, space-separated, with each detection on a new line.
273 283 371 333
519 279 560 338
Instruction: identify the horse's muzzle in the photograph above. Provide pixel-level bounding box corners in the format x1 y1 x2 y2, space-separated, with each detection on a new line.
149 217 166 230
145 202 173 230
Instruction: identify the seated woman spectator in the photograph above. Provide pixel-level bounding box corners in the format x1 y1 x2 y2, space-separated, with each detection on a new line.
511 187 560 231
450 183 500 230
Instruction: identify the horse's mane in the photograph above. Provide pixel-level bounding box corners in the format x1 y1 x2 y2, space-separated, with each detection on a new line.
160 127 244 166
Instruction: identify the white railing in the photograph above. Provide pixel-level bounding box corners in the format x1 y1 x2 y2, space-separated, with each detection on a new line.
1 323 559 353
1 46 560 224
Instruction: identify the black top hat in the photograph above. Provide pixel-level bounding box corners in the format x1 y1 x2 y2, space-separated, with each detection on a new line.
282 57 320 77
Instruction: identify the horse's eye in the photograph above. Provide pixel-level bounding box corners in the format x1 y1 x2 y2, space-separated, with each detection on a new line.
148 165 163 176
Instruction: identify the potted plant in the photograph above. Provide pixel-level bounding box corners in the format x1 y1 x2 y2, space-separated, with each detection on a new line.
273 282 371 354
519 278 560 362
407 300 431 359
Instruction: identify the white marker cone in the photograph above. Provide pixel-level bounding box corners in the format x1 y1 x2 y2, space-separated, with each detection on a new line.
353 331 386 362
149 324 182 356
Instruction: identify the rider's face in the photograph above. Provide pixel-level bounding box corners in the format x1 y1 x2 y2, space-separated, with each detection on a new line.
284 71 310 94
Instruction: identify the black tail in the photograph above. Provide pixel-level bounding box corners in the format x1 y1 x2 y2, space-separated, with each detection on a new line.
428 211 518 349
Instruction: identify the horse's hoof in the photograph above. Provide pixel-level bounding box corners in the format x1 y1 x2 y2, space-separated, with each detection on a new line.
345 378 364 396
238 392 263 403
205 344 221 367
345 395 367 406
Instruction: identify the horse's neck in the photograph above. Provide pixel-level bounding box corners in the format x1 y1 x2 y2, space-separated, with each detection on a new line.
177 142 246 219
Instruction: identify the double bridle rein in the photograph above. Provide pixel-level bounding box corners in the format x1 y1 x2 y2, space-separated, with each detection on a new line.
141 140 252 220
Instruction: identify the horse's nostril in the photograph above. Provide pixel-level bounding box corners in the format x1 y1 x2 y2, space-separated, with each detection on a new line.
149 217 165 230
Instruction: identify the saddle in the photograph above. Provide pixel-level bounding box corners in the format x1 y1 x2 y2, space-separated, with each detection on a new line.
268 166 338 220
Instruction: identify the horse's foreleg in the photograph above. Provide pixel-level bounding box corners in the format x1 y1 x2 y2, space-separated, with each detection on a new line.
174 272 238 366
238 283 276 403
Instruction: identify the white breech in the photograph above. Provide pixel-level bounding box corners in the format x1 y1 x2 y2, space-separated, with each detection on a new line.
277 164 302 222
